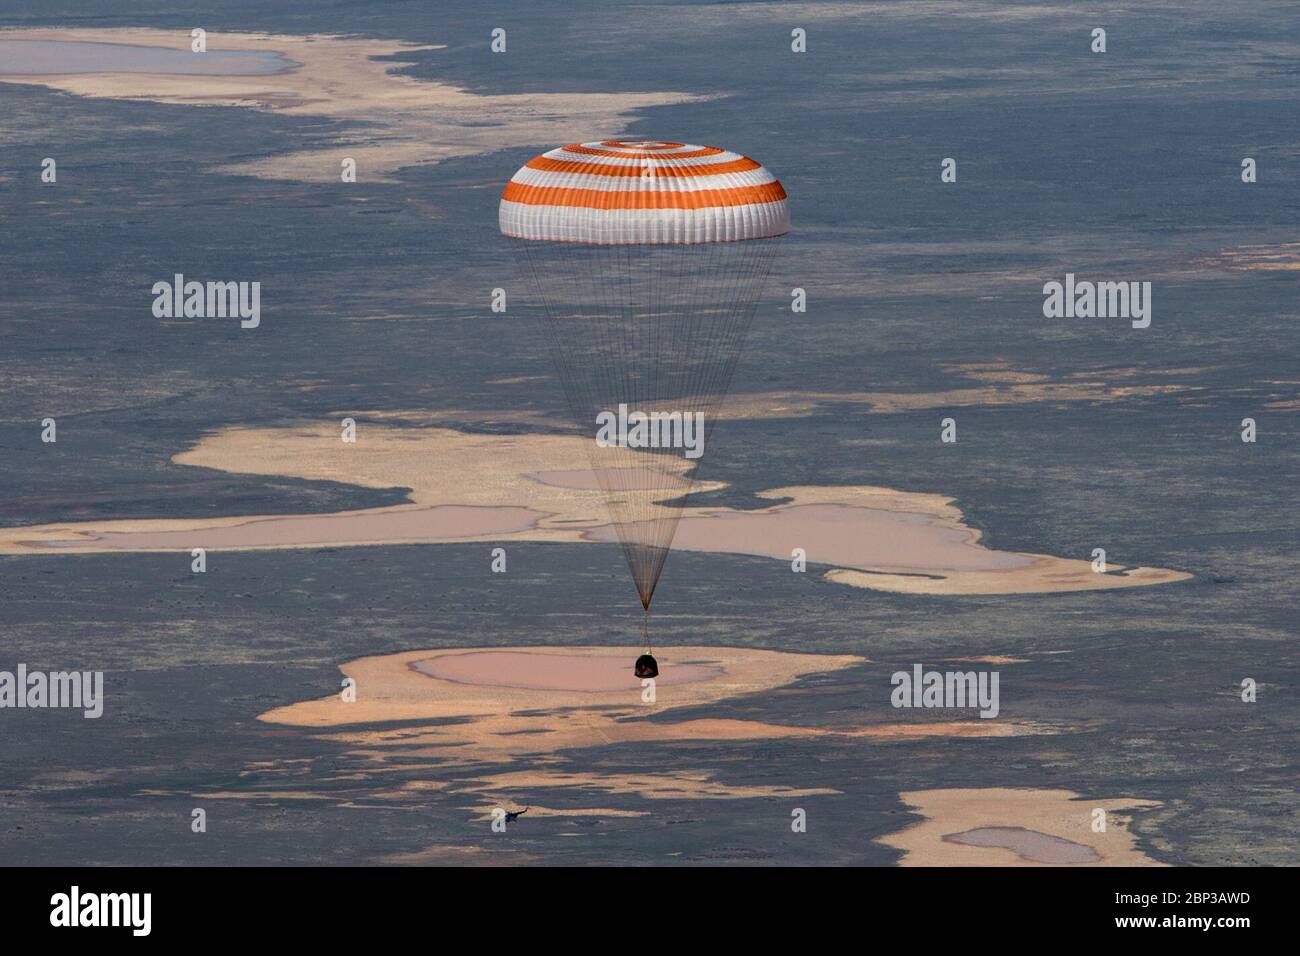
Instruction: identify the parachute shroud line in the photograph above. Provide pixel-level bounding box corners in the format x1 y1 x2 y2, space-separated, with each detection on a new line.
501 140 787 660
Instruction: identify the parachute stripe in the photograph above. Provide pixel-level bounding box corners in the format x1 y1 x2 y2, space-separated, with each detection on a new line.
544 149 745 169
500 199 788 243
598 140 685 150
558 144 724 159
509 166 776 194
525 156 762 178
502 181 786 209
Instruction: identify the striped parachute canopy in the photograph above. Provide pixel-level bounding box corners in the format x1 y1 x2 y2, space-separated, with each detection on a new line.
502 140 787 620
500 139 788 244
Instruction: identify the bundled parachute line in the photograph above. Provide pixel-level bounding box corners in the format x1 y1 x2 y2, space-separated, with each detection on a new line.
502 141 787 661
517 237 779 608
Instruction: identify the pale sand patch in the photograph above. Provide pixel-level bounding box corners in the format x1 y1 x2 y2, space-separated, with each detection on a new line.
330 717 1035 762
260 646 1044 764
414 650 722 691
0 423 1190 596
1195 242 1300 272
30 769 118 789
718 380 1195 419
468 770 835 801
588 502 1033 573
877 787 1165 866
137 788 331 801
190 649 1054 834
357 363 1205 427
336 408 567 428
380 844 537 866
951 360 1212 386
942 655 1029 665
672 358 1210 423
943 826 1100 864
486 375 551 386
466 804 648 820
261 645 860 734
940 360 1051 384
1064 365 1212 380
374 780 448 796
31 504 542 550
826 558 1188 596
528 468 693 492
250 646 1044 814
0 28 705 183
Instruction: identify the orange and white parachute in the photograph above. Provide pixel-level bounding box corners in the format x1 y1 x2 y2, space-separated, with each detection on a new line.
501 140 787 628
500 140 788 244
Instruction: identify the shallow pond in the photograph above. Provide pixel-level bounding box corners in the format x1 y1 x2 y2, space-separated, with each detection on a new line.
0 39 293 76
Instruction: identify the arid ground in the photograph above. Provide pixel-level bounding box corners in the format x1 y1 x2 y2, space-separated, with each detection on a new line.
0 1 1296 865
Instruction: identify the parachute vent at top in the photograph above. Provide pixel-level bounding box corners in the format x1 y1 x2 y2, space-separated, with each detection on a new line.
499 141 789 245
